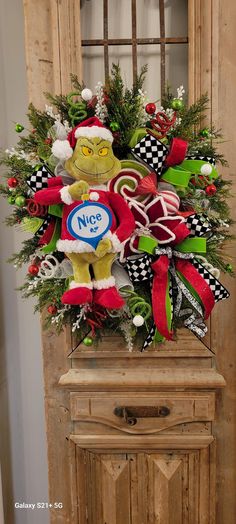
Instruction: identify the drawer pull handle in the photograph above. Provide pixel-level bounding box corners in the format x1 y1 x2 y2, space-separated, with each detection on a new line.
113 406 170 426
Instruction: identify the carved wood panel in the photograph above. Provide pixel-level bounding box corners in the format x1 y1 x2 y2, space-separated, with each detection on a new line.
70 392 215 434
76 444 214 524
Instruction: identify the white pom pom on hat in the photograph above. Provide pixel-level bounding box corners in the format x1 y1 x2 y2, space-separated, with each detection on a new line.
51 116 113 161
51 139 73 160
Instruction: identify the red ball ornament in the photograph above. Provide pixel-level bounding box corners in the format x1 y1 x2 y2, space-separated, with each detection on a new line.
145 102 156 115
112 131 121 142
103 93 110 105
7 177 18 188
44 137 52 145
205 184 217 196
28 264 39 276
47 304 58 315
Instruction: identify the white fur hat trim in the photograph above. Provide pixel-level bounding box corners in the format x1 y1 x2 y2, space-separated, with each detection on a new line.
74 126 113 143
52 139 73 160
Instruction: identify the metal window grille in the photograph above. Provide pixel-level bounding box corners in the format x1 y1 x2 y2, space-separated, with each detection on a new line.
81 0 188 97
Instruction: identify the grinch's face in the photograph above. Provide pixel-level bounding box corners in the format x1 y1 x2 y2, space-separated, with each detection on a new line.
65 137 121 185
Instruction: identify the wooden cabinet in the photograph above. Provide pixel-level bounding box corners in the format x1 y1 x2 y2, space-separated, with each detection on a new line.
41 331 224 523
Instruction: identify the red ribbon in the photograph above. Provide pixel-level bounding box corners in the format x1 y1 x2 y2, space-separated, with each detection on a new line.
27 198 48 217
175 258 215 319
149 222 215 339
152 256 173 340
165 137 188 167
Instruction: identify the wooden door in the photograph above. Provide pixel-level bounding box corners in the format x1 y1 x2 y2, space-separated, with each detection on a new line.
22 1 236 523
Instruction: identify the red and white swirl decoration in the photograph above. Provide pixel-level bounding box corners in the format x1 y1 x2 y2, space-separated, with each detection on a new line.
108 160 151 205
108 160 180 215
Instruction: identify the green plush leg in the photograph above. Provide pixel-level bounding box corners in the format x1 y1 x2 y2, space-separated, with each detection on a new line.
92 253 116 281
66 252 91 284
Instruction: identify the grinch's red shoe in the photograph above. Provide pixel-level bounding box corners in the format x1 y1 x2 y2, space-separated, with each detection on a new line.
61 283 93 305
93 286 125 309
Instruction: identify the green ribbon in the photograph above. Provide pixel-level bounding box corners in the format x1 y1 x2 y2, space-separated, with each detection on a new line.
49 204 63 218
176 270 203 306
22 217 44 234
180 159 218 180
139 234 207 344
138 235 206 256
153 274 172 343
129 128 148 148
161 166 192 188
138 235 158 254
161 159 218 190
42 218 61 254
176 237 206 254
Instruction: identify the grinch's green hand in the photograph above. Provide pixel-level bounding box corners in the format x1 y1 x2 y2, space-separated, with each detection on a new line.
95 238 112 258
68 180 89 200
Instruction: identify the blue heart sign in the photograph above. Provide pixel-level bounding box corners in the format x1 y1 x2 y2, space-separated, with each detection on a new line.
67 201 112 249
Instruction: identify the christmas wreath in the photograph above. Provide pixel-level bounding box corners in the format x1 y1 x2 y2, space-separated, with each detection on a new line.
0 64 233 350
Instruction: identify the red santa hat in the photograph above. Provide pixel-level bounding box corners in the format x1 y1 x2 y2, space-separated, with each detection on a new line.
52 117 114 160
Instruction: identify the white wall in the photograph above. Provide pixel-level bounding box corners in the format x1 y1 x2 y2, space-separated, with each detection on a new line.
0 1 49 523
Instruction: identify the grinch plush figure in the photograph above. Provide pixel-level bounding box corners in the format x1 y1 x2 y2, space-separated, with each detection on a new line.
35 117 135 308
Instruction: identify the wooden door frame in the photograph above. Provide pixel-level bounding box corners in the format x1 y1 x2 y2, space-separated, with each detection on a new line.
189 1 236 521
23 1 236 522
23 0 82 107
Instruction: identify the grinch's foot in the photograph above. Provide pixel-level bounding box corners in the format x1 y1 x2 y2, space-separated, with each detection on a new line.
94 286 125 309
61 282 93 305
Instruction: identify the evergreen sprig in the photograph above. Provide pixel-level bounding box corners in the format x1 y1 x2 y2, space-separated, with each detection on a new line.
171 94 209 139
106 63 147 150
8 237 40 267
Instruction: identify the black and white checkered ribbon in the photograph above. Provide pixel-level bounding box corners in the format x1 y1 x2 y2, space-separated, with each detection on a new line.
186 155 215 166
131 134 168 175
185 214 212 238
155 247 207 344
27 165 54 193
133 245 204 349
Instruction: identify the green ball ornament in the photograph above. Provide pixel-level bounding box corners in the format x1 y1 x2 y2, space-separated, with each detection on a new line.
34 164 42 171
110 121 120 132
83 336 93 347
15 123 24 133
8 195 15 205
199 128 210 138
15 195 26 207
226 263 233 273
171 98 184 111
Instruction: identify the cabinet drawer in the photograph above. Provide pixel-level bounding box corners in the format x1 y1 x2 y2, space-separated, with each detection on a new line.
70 392 215 434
